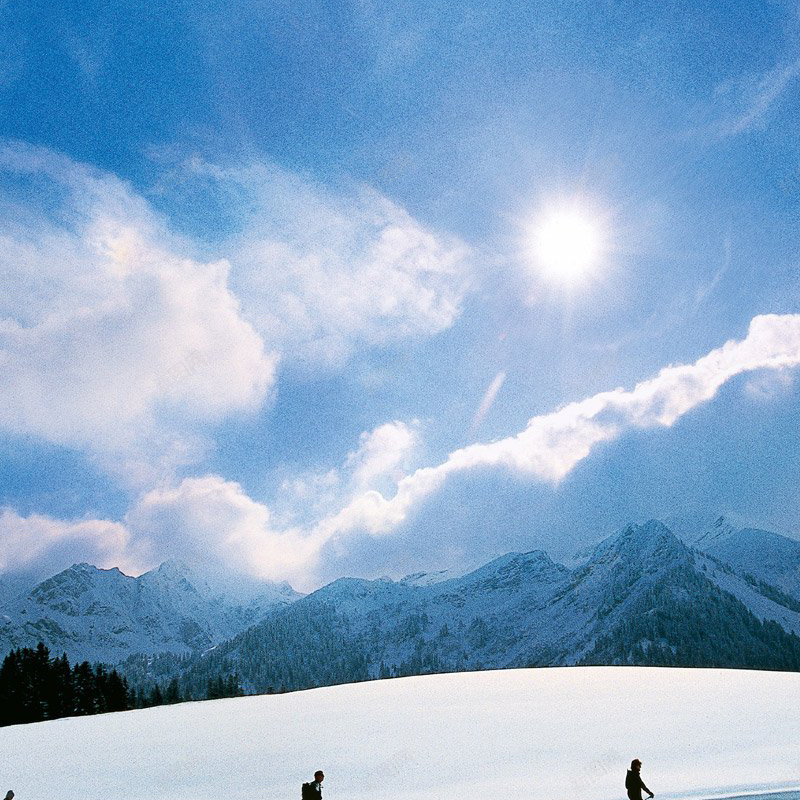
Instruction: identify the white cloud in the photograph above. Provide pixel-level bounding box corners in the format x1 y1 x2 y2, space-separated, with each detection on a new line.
3 314 800 587
345 420 420 489
274 420 421 527
125 475 324 589
5 315 800 587
0 144 470 483
315 313 800 537
187 160 471 368
0 420 423 586
471 371 506 430
0 142 276 484
0 507 135 574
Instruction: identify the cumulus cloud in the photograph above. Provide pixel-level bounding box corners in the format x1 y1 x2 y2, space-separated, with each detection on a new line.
0 507 135 574
5 315 800 587
0 144 470 483
0 142 275 483
131 314 800 584
116 422 418 586
124 475 324 589
0 419 423 586
344 420 420 490
274 419 421 527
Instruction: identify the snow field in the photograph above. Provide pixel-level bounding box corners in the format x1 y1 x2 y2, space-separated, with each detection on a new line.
1 666 799 800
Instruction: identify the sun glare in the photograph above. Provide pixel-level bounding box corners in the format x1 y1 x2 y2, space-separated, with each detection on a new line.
529 209 604 284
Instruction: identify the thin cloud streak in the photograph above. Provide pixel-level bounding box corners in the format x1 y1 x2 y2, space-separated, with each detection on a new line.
471 371 507 431
717 57 800 137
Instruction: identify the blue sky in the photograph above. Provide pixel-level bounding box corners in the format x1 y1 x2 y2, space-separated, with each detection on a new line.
1 0 799 589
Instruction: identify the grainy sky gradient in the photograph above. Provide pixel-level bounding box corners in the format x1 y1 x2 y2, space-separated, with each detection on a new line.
1 0 799 589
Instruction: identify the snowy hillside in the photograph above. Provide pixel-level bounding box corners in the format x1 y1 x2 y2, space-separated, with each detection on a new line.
0 667 798 800
664 514 800 601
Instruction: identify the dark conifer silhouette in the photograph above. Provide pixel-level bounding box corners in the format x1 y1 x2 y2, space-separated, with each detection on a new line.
0 643 238 726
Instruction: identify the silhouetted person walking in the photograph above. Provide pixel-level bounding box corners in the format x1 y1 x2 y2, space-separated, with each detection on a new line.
626 759 653 800
302 770 324 800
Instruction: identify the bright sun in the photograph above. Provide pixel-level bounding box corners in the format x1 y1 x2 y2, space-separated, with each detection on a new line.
529 210 604 284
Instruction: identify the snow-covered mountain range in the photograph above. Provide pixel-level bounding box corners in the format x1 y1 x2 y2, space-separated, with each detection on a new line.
2 513 800 687
121 515 800 694
0 560 302 663
666 512 800 600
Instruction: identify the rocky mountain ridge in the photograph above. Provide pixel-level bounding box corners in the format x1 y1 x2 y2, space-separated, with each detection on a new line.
0 560 302 663
118 519 800 695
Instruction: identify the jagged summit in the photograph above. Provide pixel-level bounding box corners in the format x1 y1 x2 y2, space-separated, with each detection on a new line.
574 519 690 572
1 558 303 663
147 559 195 577
659 512 800 600
66 562 124 575
614 519 687 552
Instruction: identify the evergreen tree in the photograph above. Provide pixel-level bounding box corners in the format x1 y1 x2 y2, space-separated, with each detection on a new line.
73 661 97 716
149 684 164 706
165 678 181 704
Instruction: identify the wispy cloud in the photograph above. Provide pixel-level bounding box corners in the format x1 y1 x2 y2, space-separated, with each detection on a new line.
314 313 800 542
714 57 800 138
190 159 471 369
0 143 469 483
471 371 506 431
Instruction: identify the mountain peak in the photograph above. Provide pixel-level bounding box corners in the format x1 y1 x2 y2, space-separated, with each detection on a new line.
69 562 100 572
152 560 196 579
583 519 689 571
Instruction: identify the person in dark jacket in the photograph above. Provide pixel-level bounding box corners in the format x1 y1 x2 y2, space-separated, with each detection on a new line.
626 759 654 800
302 771 324 800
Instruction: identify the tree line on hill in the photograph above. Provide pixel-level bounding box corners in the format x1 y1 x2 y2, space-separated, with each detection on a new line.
578 562 800 670
118 569 800 698
0 643 244 727
119 602 373 696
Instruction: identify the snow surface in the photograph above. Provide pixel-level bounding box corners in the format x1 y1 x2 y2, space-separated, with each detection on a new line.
1 667 799 800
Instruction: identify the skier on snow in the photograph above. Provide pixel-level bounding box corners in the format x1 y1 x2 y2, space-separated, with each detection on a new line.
301 770 324 800
626 758 654 800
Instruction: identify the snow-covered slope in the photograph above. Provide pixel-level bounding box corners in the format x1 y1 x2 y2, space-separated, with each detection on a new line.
0 667 798 800
663 514 800 600
0 561 302 663
698 552 800 636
